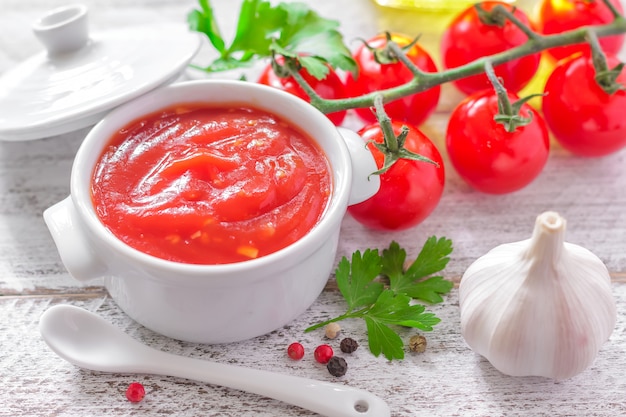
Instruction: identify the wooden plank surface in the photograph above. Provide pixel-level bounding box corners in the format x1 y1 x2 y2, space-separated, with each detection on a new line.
1 0 625 416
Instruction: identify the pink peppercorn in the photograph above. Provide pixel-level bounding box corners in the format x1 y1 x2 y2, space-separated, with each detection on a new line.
287 342 305 360
125 382 145 403
314 344 334 364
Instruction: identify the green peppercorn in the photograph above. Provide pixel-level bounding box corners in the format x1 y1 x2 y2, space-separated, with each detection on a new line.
326 356 348 377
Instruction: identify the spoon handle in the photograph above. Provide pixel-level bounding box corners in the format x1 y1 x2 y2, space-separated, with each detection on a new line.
143 348 390 417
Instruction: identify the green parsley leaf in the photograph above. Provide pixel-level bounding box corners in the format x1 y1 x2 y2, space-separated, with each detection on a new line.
383 237 454 304
335 249 384 311
228 0 287 58
187 0 226 54
297 55 332 80
406 236 453 279
380 240 406 283
188 0 356 78
363 291 442 360
367 291 440 331
364 317 405 361
401 276 454 304
270 3 356 77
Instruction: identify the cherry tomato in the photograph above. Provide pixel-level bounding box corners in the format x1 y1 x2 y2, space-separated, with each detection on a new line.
347 121 445 231
535 0 624 61
345 33 440 127
440 1 540 95
446 90 550 194
257 61 348 126
542 54 626 157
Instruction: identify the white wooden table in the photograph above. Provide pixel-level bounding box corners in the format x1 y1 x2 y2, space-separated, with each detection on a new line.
1 1 625 416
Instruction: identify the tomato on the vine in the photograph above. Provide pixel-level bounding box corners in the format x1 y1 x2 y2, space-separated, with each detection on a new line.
257 61 348 126
345 33 440 127
534 0 625 61
347 121 445 231
440 1 540 95
446 90 550 194
542 54 626 157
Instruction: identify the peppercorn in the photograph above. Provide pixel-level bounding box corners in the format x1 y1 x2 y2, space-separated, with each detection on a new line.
326 356 348 377
324 322 341 339
339 337 359 354
287 342 305 360
409 334 427 353
314 344 334 364
125 382 145 403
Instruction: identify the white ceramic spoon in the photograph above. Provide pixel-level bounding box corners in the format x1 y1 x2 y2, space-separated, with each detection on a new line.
39 304 391 417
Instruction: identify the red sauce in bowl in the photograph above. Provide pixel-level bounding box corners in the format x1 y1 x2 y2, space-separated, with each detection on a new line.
91 105 332 265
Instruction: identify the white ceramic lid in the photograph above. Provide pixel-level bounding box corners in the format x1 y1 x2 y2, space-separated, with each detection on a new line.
0 4 202 141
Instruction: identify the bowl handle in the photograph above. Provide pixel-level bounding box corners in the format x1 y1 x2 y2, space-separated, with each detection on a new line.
43 196 107 282
337 127 380 206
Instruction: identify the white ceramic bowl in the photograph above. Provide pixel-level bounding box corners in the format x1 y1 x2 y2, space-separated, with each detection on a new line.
44 80 379 344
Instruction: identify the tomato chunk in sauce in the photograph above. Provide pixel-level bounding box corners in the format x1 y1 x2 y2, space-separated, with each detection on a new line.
91 105 332 265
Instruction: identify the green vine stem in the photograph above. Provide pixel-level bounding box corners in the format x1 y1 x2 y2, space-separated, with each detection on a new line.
482 3 540 40
374 94 399 153
280 57 323 102
587 29 626 94
300 1 626 116
484 60 542 132
368 94 438 176
484 61 513 116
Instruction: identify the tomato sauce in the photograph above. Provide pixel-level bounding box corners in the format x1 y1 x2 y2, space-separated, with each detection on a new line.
91 105 332 265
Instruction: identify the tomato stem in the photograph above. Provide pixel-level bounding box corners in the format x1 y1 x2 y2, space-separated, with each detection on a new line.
301 11 626 116
374 94 399 154
490 4 540 41
474 2 507 27
588 29 610 74
281 57 327 106
485 61 512 115
385 41 428 79
366 94 438 176
485 61 536 132
587 29 626 94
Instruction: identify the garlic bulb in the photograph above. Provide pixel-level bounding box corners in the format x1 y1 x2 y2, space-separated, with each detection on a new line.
459 211 616 380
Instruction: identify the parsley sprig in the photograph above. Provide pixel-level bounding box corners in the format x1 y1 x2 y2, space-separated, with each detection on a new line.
187 0 356 78
305 237 453 361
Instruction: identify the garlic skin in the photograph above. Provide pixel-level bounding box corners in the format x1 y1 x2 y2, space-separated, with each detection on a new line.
459 211 617 380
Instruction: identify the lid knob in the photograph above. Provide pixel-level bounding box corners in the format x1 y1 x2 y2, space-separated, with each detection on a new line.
32 4 89 56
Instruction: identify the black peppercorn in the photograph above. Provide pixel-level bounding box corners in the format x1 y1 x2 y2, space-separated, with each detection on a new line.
326 356 348 377
339 337 359 353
